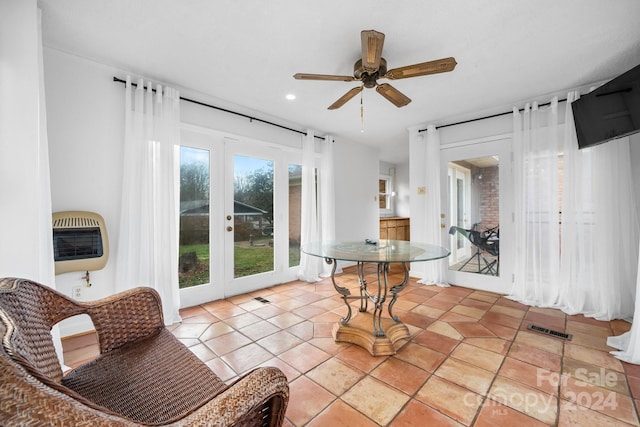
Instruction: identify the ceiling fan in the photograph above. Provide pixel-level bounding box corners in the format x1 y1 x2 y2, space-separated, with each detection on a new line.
293 29 457 110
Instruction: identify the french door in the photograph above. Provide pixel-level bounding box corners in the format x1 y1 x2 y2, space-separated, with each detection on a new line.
440 136 514 294
448 165 471 262
179 126 301 307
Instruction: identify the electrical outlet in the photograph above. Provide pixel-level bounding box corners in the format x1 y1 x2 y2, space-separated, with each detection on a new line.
72 286 82 299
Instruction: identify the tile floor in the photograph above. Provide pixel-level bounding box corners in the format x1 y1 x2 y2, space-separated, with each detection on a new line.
63 265 640 426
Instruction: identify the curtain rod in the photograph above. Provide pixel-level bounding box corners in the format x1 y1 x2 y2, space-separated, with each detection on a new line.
420 97 568 132
113 77 325 141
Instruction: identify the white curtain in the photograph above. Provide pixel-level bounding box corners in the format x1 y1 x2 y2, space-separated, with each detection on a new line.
0 3 60 360
0 4 55 284
319 135 336 277
510 99 561 306
559 91 639 320
510 94 639 323
417 125 448 286
297 131 323 282
608 247 640 363
297 131 336 282
115 77 181 325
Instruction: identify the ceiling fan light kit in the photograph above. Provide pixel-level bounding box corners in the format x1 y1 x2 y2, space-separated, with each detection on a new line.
294 29 457 110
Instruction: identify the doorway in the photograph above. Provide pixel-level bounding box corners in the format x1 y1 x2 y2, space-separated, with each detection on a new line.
178 126 302 307
441 137 513 294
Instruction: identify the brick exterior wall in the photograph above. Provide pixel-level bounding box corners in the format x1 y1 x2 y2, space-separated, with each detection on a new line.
477 165 499 231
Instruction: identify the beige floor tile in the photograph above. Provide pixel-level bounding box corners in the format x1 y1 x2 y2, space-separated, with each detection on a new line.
307 399 379 427
370 357 430 395
561 375 639 425
562 358 629 395
342 377 410 426
490 304 527 319
435 357 495 396
514 330 564 355
451 342 504 373
394 342 447 373
427 320 464 340
416 375 482 425
463 337 510 355
306 358 364 395
488 376 558 425
391 399 464 426
564 342 625 373
286 375 336 426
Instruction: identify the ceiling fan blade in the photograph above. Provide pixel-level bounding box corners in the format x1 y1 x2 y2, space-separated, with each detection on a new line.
328 86 363 110
384 57 457 80
376 83 411 107
293 73 356 82
361 30 385 73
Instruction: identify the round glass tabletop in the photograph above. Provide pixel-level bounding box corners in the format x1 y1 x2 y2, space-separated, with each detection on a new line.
302 240 450 263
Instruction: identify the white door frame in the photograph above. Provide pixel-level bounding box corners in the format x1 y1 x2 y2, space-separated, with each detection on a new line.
179 125 301 307
441 135 514 295
179 126 225 307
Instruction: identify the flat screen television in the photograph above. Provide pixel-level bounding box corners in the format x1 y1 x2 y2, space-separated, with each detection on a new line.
572 63 640 149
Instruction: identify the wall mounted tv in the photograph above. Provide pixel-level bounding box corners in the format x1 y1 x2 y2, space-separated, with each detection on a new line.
572 63 640 149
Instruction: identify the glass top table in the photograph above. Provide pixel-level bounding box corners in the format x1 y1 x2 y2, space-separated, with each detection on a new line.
302 240 450 264
302 240 450 356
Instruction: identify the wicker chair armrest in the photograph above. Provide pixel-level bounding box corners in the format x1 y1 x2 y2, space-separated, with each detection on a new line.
175 367 289 427
81 287 165 353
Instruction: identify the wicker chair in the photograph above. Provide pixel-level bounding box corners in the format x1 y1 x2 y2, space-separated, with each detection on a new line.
0 277 289 426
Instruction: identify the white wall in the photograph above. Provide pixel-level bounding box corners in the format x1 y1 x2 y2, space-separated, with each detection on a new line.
42 48 379 336
394 161 411 218
45 49 125 304
334 140 380 243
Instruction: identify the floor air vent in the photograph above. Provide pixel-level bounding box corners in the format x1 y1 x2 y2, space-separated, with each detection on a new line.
254 296 271 304
527 324 572 340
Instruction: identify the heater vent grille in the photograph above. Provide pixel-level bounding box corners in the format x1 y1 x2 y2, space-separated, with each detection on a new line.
527 324 572 340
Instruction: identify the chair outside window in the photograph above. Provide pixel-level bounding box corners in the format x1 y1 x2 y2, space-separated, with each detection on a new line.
449 223 500 275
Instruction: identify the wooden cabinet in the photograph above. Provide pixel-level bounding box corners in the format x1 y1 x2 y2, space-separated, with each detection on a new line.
380 217 410 241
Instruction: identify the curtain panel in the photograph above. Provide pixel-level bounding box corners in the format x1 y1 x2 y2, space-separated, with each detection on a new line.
510 93 639 325
115 77 181 325
297 132 336 282
416 125 448 287
510 99 562 306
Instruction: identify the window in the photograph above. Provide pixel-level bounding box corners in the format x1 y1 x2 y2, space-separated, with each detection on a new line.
178 146 210 289
379 174 393 215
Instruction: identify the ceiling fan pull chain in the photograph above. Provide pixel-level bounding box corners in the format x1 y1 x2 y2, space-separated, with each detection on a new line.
360 90 365 132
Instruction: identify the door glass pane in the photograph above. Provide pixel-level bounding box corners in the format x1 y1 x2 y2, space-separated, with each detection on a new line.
289 164 302 267
233 155 274 278
448 156 500 277
179 146 210 288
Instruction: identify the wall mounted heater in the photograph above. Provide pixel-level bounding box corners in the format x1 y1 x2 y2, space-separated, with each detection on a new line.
52 211 109 275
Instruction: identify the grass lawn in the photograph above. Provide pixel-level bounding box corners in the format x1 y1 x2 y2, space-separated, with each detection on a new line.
179 241 300 288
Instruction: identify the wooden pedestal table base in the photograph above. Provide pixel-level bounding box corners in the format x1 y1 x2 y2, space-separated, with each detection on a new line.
332 312 410 356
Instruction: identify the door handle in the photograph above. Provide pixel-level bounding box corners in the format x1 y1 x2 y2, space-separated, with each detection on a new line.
226 215 232 221
226 226 233 232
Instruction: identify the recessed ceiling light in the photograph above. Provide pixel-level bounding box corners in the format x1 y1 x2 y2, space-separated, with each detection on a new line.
285 93 296 101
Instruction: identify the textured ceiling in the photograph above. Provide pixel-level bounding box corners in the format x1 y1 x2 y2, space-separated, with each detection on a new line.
38 0 640 163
